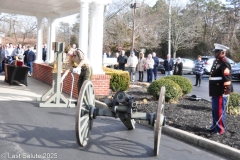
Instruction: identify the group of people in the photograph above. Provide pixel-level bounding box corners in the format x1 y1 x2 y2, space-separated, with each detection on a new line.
110 50 183 83
111 50 161 82
0 43 49 76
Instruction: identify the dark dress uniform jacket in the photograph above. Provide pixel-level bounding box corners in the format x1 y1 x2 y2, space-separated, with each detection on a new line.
209 57 233 97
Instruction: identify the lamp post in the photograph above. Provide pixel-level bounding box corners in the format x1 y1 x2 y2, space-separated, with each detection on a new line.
168 0 172 57
130 1 140 53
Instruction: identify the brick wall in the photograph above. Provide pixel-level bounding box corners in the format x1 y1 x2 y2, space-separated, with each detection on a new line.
32 63 111 99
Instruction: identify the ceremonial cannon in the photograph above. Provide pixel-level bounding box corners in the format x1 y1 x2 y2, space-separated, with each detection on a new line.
75 80 166 156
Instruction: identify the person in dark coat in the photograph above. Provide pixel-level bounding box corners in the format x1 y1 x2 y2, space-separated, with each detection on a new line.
117 50 128 71
173 57 183 75
24 46 36 76
42 44 47 62
207 43 233 135
163 54 174 76
152 52 159 80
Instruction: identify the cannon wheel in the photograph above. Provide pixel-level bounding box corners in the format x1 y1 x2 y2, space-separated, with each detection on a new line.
154 86 166 156
75 80 95 147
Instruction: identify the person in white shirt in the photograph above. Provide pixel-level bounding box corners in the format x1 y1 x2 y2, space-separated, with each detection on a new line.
127 51 138 82
145 54 154 82
7 43 14 58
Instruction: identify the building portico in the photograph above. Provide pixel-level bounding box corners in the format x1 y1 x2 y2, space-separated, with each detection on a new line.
0 0 112 95
0 0 111 72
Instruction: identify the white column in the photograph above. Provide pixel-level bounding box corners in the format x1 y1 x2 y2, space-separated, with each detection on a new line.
46 18 56 63
0 33 4 44
89 3 105 74
35 16 43 63
79 2 89 56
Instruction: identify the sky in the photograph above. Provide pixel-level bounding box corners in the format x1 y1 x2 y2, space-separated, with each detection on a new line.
55 0 190 26
56 0 230 26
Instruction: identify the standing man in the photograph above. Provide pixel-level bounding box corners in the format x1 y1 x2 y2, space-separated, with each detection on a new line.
7 43 14 61
207 43 233 135
117 50 128 71
0 44 2 60
24 46 36 76
127 51 138 82
1 44 9 72
0 44 4 73
163 54 174 76
152 52 159 80
194 55 205 86
42 44 47 62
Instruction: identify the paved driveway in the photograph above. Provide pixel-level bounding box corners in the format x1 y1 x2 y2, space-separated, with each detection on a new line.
0 73 227 160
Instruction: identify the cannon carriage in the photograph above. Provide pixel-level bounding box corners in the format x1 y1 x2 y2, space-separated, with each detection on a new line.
75 80 166 156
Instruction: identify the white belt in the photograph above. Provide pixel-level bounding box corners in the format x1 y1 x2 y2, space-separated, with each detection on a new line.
209 77 222 80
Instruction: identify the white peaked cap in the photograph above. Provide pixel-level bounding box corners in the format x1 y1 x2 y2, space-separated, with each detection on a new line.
213 43 229 51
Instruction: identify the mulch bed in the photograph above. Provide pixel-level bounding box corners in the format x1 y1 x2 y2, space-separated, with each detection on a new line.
98 83 240 150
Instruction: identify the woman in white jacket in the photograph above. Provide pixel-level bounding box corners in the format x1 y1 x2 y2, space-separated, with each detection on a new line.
145 54 154 82
137 52 145 82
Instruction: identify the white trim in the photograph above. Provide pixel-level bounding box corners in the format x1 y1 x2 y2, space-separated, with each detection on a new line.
209 77 222 80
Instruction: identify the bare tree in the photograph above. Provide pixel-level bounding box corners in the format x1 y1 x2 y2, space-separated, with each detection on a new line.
171 5 201 58
56 22 71 45
17 16 37 45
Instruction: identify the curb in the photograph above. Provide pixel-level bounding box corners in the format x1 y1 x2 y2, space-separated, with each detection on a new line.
137 120 240 160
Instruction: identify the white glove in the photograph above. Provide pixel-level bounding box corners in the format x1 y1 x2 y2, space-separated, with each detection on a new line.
72 68 81 74
222 94 229 97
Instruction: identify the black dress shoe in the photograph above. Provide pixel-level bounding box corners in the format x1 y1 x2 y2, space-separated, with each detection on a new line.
205 126 215 132
193 84 197 86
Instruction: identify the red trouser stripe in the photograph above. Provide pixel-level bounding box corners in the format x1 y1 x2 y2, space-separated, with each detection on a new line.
218 96 224 132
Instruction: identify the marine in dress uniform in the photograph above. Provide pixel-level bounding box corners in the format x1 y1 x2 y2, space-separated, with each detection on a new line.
63 46 92 94
207 43 233 135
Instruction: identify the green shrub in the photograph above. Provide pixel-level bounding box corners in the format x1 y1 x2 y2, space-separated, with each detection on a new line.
162 75 192 95
147 79 182 102
103 67 130 91
228 92 240 115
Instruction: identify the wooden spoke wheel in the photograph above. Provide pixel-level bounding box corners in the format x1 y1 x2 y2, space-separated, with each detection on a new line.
75 80 95 147
154 86 166 156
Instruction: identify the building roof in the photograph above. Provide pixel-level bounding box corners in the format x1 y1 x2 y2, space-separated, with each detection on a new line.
0 0 111 19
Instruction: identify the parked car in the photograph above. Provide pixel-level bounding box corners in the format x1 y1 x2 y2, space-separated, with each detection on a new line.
157 58 165 74
201 56 236 75
231 63 240 80
179 58 195 74
158 58 195 74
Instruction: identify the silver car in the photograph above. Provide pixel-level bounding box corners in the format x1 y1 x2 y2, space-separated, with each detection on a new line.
173 58 195 74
